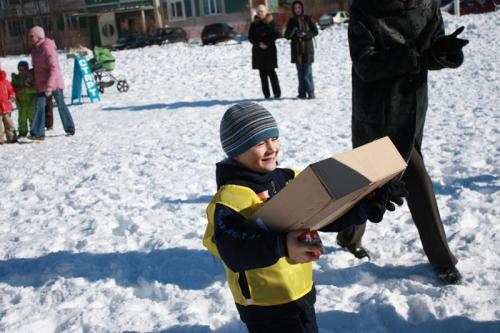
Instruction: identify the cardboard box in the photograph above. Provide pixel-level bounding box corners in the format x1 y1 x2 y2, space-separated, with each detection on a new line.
250 137 407 231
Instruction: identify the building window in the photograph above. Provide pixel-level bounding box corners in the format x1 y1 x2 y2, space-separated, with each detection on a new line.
203 0 222 15
33 17 49 33
60 16 88 29
7 19 23 36
167 0 185 20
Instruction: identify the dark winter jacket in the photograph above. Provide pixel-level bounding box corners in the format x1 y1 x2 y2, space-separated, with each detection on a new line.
212 160 295 273
284 1 318 64
248 14 281 70
349 0 464 159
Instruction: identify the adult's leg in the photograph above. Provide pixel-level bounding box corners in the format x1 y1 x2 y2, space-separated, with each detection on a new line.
269 69 281 98
30 93 47 137
404 148 457 268
45 96 54 129
296 64 306 98
259 69 271 98
303 63 315 98
52 90 75 135
336 224 366 249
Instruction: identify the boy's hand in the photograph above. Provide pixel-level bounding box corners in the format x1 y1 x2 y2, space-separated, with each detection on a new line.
286 230 324 263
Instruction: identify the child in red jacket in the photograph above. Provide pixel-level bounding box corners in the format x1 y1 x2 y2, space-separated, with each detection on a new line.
0 68 18 144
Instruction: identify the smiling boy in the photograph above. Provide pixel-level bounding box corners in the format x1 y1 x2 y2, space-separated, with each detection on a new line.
203 103 369 332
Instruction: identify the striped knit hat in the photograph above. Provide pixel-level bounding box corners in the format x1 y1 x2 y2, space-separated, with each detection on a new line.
220 103 279 158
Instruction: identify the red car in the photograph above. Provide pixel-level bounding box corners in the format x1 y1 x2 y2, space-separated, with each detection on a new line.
444 0 497 15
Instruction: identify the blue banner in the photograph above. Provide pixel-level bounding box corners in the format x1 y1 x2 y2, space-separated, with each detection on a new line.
71 56 100 104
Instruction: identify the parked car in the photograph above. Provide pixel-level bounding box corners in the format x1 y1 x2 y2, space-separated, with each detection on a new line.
150 27 188 45
201 23 236 45
442 0 497 14
319 11 349 30
111 34 152 50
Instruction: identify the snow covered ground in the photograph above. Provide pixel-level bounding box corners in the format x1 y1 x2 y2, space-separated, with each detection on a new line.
0 11 499 333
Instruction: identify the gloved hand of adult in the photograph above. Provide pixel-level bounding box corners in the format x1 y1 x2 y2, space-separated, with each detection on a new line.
364 180 408 223
431 26 469 56
296 30 307 38
385 180 408 211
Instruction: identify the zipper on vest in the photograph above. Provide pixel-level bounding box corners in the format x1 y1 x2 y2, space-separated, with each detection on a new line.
269 179 277 196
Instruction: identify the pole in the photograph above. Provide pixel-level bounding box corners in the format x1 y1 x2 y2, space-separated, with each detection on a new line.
152 0 163 28
140 9 146 34
454 0 460 16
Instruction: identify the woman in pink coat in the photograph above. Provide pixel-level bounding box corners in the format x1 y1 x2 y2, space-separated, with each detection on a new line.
0 68 18 144
28 26 75 140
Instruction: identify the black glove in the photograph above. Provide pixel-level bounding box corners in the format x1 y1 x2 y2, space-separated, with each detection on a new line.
431 26 469 56
364 180 408 223
384 180 408 210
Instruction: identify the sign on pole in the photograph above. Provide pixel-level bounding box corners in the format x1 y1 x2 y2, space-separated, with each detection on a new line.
71 56 100 104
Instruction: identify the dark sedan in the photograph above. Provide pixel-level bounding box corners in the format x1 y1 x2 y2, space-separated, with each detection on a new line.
150 27 188 45
111 35 152 50
201 23 236 45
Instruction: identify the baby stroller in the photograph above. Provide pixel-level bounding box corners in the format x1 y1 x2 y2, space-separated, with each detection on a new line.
89 46 129 94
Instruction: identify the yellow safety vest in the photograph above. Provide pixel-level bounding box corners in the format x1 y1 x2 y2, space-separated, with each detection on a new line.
203 182 313 306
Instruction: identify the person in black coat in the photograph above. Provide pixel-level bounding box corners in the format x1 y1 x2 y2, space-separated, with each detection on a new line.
337 0 469 284
284 1 318 99
248 5 282 99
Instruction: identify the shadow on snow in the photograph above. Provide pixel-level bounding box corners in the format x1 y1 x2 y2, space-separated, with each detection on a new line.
314 261 438 287
2 250 499 332
124 303 500 333
101 97 295 112
315 303 500 333
154 195 213 205
124 318 245 333
0 248 224 290
433 174 499 197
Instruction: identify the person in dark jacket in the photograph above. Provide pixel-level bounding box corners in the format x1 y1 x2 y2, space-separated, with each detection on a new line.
337 0 469 284
284 1 318 99
203 103 371 332
249 5 282 99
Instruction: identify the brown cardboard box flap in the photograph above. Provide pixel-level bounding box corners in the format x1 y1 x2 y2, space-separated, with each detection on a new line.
250 137 407 231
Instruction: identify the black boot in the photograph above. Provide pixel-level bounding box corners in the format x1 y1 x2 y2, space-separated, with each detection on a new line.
436 266 462 285
337 241 371 260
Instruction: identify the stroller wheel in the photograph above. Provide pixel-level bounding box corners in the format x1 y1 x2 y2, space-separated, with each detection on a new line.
99 85 105 94
117 80 129 93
